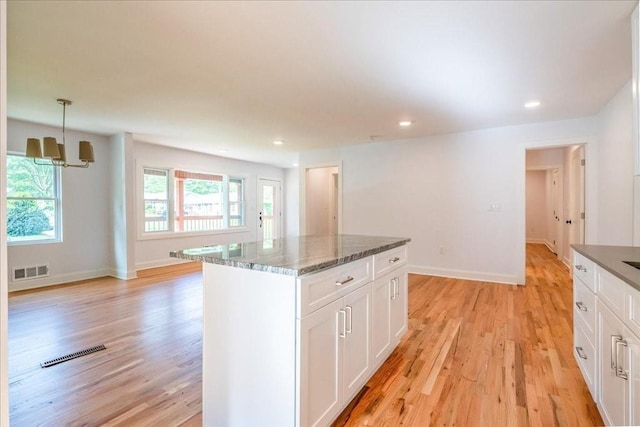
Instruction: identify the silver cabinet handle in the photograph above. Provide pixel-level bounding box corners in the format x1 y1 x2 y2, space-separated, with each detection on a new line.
345 306 352 334
390 278 397 300
574 264 587 272
575 346 587 360
389 257 400 264
394 277 400 298
336 276 354 286
611 335 621 370
616 339 628 380
338 309 347 338
575 301 587 312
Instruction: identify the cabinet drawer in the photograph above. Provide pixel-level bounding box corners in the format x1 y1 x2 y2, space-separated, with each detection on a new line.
374 246 407 279
574 276 597 342
298 257 372 318
574 321 597 400
597 268 627 317
573 251 596 293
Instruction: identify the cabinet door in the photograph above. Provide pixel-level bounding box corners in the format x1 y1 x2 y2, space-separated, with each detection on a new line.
628 328 640 425
343 283 372 404
372 275 392 368
598 301 628 426
299 299 343 427
391 271 408 343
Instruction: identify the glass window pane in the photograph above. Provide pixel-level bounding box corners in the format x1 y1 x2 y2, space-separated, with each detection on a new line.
144 168 169 232
178 178 222 231
7 199 56 242
7 155 55 198
229 177 244 227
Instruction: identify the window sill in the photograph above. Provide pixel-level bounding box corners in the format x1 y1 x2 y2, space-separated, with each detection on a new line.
137 227 249 241
7 238 62 247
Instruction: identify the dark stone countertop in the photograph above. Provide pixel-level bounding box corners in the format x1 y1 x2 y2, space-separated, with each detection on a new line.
572 244 640 293
170 234 411 277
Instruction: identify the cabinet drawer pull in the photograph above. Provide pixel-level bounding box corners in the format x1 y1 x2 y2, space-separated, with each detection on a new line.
345 306 352 334
575 346 587 360
616 339 628 380
611 335 623 370
574 264 587 273
389 257 401 264
336 276 354 286
575 301 587 312
338 309 347 338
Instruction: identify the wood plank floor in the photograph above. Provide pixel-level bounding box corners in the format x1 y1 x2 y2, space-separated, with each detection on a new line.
8 244 602 426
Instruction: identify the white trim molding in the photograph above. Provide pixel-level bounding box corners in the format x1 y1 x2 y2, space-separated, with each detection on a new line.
8 268 112 292
408 265 519 286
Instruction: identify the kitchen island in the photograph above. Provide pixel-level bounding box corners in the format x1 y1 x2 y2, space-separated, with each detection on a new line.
171 234 411 427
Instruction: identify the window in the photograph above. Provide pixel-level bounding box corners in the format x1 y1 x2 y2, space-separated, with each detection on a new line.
6 154 61 244
142 166 245 235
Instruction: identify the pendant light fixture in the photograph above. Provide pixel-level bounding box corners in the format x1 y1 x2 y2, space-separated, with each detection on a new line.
25 98 95 168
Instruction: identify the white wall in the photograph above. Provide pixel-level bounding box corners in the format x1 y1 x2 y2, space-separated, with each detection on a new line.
596 80 634 245
300 116 598 284
0 1 9 423
525 170 547 243
526 147 564 169
284 167 300 237
133 141 284 270
7 119 112 291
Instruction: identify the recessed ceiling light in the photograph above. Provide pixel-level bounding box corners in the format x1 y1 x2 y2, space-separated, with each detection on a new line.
524 100 541 108
292 163 299 167
219 149 228 154
399 121 413 127
273 140 284 146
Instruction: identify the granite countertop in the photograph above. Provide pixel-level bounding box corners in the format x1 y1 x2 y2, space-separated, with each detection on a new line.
170 234 411 276
572 244 640 293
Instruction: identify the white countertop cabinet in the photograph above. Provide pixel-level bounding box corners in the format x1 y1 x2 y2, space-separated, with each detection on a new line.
200 242 409 427
572 250 640 426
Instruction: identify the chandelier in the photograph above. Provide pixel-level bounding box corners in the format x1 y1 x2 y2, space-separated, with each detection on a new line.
25 98 95 168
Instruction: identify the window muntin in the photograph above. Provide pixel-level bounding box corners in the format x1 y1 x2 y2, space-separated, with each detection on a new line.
141 167 245 235
6 154 61 244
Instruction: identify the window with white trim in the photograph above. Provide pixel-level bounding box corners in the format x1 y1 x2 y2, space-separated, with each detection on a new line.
142 167 246 234
6 153 62 244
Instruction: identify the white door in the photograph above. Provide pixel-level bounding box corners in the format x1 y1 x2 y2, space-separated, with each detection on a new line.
258 179 280 240
550 169 561 255
342 284 372 403
298 300 343 427
390 272 408 342
598 302 628 426
372 275 392 368
569 146 585 245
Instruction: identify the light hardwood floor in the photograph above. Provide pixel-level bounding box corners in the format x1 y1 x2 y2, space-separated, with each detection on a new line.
8 245 602 426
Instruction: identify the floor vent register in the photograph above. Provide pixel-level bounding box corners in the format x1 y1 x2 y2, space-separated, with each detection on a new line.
40 344 107 368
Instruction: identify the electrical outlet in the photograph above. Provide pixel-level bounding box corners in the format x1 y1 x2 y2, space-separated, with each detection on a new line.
439 247 445 255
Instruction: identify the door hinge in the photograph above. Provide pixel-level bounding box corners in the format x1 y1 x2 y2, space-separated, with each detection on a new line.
581 212 585 219
581 159 585 166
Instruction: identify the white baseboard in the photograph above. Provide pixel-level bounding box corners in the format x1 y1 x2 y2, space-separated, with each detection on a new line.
408 265 520 285
9 268 112 292
135 258 194 272
107 268 137 280
526 238 546 244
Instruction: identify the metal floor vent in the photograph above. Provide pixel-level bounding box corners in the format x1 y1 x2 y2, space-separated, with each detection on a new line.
40 344 106 368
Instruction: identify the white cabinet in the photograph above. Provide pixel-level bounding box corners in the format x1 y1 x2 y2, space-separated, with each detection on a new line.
572 250 640 425
598 300 629 426
201 244 409 427
372 247 408 368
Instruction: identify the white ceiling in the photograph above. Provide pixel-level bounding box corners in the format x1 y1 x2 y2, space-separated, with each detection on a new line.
7 1 636 168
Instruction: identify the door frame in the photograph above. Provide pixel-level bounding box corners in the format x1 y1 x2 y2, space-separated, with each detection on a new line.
525 165 563 260
518 137 596 285
257 177 282 240
300 162 343 236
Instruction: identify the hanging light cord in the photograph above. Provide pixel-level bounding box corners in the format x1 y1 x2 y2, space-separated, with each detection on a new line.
61 100 66 147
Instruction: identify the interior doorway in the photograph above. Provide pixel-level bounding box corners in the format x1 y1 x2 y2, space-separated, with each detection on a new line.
304 165 341 236
525 144 585 267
